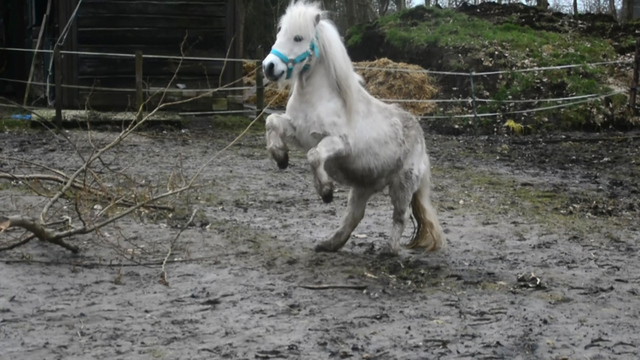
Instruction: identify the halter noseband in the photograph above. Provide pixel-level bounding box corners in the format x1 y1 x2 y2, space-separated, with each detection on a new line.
270 37 319 80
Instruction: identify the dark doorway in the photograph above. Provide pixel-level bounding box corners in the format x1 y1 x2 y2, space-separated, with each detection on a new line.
1 0 28 99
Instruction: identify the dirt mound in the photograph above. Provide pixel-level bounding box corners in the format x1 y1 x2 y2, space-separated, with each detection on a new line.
244 58 438 115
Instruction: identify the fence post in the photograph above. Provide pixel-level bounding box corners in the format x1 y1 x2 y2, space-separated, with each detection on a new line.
469 71 479 135
630 39 639 115
135 50 144 121
256 47 265 121
54 46 62 129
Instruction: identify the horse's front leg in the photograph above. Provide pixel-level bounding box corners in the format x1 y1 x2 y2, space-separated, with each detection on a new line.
265 114 295 169
307 135 351 203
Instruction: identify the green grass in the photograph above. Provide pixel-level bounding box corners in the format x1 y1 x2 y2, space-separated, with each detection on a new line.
0 118 32 130
366 7 616 68
207 115 265 133
348 6 627 131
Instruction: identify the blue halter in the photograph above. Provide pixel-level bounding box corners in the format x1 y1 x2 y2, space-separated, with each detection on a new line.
270 38 320 80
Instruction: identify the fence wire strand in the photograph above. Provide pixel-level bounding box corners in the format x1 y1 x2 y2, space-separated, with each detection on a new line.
0 47 634 120
419 91 625 119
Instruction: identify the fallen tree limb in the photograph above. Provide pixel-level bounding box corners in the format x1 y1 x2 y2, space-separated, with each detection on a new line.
0 215 78 252
0 234 36 252
510 135 640 145
0 173 173 211
159 208 198 287
299 284 368 290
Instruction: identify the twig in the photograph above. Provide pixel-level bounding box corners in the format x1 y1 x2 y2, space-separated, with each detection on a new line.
0 173 173 211
39 33 191 223
1 98 87 163
0 254 222 268
299 284 368 290
186 94 280 188
0 234 36 251
510 135 640 145
219 35 235 88
0 156 70 179
159 208 198 287
1 36 260 254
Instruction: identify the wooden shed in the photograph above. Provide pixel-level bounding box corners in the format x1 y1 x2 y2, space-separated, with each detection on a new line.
2 0 244 112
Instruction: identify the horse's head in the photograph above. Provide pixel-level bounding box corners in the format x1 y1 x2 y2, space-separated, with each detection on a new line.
263 1 322 83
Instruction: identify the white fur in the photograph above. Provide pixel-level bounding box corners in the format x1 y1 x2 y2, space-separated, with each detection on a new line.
263 1 444 255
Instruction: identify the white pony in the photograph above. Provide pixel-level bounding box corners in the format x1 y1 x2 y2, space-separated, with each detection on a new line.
263 1 445 255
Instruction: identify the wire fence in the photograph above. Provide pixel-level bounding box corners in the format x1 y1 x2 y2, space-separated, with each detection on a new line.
0 46 637 126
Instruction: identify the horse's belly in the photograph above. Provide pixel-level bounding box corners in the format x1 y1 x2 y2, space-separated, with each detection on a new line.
324 154 401 189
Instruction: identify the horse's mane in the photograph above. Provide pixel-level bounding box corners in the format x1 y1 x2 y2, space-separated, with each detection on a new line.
282 1 360 122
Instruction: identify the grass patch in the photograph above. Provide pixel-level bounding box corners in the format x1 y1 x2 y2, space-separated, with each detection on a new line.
433 166 592 234
0 118 32 131
348 5 627 132
371 6 616 68
207 115 265 133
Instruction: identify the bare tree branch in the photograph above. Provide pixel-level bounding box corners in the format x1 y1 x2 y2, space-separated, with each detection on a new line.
0 29 262 254
159 208 198 287
0 234 37 252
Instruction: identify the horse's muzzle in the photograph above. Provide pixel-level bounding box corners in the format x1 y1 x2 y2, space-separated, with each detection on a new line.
264 62 284 81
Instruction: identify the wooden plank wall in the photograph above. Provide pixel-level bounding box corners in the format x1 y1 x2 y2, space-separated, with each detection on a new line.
59 0 79 108
74 0 233 110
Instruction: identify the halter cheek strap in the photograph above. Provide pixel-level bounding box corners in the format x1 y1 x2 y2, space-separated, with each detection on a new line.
270 38 319 80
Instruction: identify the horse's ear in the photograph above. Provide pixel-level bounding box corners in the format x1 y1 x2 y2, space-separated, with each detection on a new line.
314 14 320 26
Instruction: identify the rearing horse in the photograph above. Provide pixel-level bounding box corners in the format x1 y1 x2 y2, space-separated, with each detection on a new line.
262 1 445 256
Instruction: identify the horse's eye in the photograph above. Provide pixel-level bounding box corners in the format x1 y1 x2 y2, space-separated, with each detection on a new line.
294 35 303 42
277 26 282 33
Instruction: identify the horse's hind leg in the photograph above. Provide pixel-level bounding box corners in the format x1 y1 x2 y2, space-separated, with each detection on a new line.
385 172 420 256
265 114 295 169
316 187 374 252
307 135 351 203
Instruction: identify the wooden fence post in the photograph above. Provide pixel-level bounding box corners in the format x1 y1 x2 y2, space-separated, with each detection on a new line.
54 47 63 129
135 50 144 121
630 39 639 115
24 0 52 106
469 71 479 135
256 47 265 121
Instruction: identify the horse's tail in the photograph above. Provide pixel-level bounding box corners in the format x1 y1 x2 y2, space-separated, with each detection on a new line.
407 160 445 251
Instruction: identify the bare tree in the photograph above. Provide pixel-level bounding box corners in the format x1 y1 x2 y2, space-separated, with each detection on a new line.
623 0 635 20
346 0 358 29
0 39 266 254
537 0 550 9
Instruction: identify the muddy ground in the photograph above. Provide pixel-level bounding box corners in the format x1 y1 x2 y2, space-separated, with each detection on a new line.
1 122 639 359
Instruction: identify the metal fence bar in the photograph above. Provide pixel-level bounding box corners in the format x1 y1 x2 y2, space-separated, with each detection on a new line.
469 72 479 134
256 47 265 121
1 47 632 74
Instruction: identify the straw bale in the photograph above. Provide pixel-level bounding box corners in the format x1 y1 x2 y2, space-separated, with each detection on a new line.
243 58 438 114
355 58 437 115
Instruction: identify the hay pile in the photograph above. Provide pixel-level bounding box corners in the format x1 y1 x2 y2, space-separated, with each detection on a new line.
243 60 257 77
243 58 438 115
355 58 437 115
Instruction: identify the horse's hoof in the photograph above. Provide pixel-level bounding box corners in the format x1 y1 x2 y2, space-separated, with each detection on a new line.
319 183 334 203
315 241 341 252
276 153 289 169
